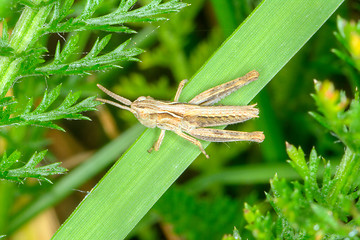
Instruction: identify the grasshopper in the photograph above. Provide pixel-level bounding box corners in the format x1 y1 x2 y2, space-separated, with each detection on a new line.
96 70 264 158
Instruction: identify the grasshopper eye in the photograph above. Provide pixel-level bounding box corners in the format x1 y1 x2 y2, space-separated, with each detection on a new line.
133 111 139 118
137 96 147 101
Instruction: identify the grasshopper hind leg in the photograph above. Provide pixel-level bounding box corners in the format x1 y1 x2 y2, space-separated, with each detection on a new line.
186 128 265 143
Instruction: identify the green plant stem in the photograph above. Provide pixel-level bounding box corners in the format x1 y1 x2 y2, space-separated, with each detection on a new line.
328 147 360 206
0 5 52 97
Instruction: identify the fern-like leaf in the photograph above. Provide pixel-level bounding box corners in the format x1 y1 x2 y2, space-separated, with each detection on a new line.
0 150 67 183
45 0 188 33
0 85 99 131
33 36 143 76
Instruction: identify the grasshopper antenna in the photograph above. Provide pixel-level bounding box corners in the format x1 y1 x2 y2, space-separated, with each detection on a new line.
96 84 136 114
97 84 132 105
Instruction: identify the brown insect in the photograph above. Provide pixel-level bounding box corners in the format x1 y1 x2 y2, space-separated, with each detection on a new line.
96 70 264 158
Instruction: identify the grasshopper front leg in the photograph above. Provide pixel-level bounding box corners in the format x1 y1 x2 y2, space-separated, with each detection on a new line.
148 129 166 153
174 127 264 158
149 79 188 153
174 79 188 102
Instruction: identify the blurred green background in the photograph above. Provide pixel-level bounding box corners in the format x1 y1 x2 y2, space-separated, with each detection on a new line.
1 0 359 239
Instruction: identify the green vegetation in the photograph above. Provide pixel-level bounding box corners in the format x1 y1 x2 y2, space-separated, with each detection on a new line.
2 0 360 239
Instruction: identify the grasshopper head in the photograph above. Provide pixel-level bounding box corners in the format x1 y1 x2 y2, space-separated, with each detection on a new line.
131 96 157 128
96 84 159 129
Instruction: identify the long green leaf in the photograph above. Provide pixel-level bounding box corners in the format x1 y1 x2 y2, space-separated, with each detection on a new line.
52 1 344 239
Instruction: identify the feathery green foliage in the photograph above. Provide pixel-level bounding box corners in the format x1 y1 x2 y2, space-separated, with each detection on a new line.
333 16 360 72
0 0 188 237
0 150 66 184
242 54 360 240
0 85 97 131
0 0 187 182
44 0 187 33
1 0 188 237
32 36 143 76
